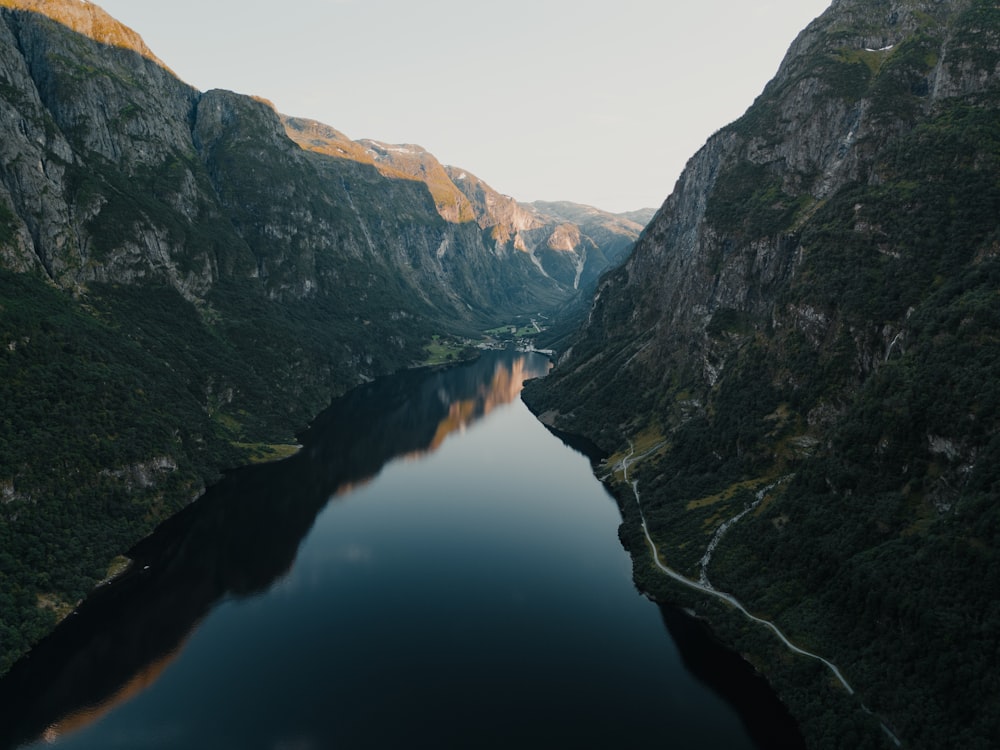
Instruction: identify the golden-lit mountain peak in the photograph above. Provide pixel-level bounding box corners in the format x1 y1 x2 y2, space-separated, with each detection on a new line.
0 0 168 68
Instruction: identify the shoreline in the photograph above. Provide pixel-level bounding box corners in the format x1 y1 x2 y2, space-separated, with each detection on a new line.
597 439 903 749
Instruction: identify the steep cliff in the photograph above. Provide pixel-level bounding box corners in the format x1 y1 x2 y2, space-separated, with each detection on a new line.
0 0 643 675
283 116 646 293
526 1 1000 747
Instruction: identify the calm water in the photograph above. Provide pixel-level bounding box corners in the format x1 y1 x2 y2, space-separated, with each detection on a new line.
0 352 802 749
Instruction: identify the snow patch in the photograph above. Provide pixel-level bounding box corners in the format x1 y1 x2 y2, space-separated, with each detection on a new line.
363 142 417 158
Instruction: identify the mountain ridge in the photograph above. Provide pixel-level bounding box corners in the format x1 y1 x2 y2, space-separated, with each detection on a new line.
282 114 647 290
0 0 167 68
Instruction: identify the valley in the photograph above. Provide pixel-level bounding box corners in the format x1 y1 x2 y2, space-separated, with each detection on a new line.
2 0 999 748
423 315 553 366
0 0 641 671
0 0 645 683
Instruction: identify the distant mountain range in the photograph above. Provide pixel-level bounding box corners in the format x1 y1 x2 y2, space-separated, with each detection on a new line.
282 117 651 291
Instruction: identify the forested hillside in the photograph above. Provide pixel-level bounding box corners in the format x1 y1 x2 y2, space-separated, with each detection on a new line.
525 1 1000 747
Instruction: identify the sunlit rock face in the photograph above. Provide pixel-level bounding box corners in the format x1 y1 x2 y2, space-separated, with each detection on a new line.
284 116 648 291
0 0 166 65
0 0 644 314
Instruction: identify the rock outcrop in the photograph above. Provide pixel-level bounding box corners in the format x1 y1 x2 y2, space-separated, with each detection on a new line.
284 116 647 292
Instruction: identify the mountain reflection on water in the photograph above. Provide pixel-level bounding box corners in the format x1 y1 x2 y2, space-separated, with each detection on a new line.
0 352 552 749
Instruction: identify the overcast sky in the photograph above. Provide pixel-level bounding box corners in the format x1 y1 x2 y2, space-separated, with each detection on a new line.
96 0 831 213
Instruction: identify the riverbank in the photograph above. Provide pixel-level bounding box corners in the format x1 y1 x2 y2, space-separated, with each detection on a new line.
593 443 899 750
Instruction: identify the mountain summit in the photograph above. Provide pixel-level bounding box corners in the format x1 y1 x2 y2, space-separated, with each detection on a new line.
527 0 1000 746
0 0 167 66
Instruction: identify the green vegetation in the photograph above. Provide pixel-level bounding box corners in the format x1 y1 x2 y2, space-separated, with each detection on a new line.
950 0 1000 71
838 48 890 78
0 264 442 675
484 323 539 339
635 99 1000 744
0 272 215 671
705 162 811 239
799 55 873 102
0 200 16 246
423 319 549 365
232 443 302 464
422 335 478 366
866 32 941 124
706 307 755 338
527 6 1000 746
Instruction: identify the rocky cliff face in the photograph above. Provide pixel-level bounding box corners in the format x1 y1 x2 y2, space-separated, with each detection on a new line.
0 0 196 282
549 0 997 407
283 116 646 293
0 0 645 318
527 1 1000 747
443 170 646 291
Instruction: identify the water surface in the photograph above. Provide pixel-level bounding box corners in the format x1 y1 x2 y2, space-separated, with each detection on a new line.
0 352 802 749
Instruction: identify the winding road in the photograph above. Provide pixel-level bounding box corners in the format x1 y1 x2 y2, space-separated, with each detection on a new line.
613 443 903 747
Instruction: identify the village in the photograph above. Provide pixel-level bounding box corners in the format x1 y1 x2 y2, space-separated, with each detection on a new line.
422 316 555 366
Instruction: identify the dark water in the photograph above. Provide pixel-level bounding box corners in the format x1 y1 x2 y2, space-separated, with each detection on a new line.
0 352 803 749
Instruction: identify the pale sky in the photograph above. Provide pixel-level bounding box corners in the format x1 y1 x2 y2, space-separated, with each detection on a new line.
96 0 831 214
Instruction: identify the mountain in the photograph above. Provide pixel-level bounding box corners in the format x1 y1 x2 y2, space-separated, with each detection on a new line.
0 0 644 674
614 206 658 226
283 116 646 291
525 0 1000 747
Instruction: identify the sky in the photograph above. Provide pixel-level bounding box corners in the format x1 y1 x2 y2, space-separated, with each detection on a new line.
96 0 832 214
